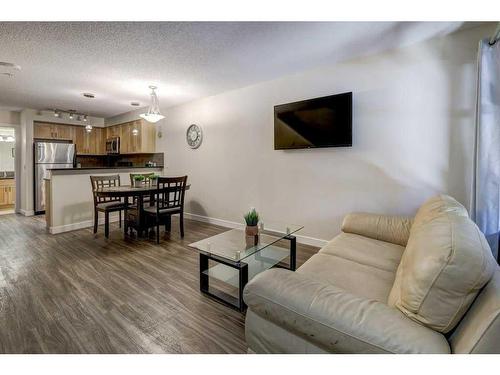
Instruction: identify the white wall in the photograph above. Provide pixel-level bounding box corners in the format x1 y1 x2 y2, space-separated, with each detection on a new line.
151 24 492 245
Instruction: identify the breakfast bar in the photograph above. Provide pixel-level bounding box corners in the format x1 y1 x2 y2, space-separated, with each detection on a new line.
45 167 163 234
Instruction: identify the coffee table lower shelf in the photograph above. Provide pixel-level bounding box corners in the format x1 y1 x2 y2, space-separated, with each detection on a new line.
199 236 296 312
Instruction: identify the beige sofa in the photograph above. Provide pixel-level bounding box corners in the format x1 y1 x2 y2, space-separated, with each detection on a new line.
243 195 500 353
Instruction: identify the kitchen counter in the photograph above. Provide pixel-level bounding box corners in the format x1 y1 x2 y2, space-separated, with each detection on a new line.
45 166 164 233
48 166 163 177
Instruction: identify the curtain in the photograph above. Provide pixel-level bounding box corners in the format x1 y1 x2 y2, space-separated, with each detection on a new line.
471 38 500 261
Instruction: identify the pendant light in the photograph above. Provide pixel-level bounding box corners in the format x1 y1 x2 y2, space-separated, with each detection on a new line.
140 86 165 123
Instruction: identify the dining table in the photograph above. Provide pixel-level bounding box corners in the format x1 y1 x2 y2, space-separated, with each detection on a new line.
95 183 191 237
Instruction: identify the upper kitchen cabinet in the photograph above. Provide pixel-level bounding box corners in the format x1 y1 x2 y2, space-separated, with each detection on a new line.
114 119 156 154
106 125 121 139
74 127 105 155
34 122 74 140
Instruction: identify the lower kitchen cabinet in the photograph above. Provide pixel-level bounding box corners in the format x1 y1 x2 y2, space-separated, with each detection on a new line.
0 179 15 207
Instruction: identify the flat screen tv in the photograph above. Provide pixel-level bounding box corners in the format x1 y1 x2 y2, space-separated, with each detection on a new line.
274 92 352 150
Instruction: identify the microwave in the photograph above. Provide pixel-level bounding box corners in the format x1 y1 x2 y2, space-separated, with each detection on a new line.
106 137 120 154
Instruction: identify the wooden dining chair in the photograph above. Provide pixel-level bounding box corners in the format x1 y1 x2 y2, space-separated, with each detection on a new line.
129 172 156 185
142 176 188 244
90 175 126 238
129 172 156 205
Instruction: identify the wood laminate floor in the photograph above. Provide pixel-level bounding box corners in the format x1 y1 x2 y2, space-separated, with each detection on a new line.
0 214 318 353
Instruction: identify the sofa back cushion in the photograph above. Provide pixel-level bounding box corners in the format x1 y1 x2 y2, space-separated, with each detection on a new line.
388 195 497 333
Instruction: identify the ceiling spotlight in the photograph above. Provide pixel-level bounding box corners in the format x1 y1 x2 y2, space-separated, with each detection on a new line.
140 86 165 123
54 109 60 118
77 115 81 121
85 124 93 133
0 136 3 142
5 136 15 142
132 128 139 136
69 112 74 120
83 115 88 122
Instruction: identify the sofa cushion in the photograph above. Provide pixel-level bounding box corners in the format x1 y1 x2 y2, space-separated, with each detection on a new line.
320 232 405 272
298 233 404 303
388 195 497 333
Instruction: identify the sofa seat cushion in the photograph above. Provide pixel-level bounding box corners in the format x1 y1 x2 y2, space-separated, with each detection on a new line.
388 195 497 333
319 233 405 272
298 255 397 303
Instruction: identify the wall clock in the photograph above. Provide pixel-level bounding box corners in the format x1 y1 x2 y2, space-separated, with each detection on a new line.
186 124 203 149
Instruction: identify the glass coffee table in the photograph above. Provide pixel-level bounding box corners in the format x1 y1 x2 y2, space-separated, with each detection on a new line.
189 222 303 311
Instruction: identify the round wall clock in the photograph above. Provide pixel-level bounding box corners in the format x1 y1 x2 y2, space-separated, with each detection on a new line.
186 124 203 149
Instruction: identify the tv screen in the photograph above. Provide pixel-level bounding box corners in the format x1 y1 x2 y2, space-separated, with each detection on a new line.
274 92 352 150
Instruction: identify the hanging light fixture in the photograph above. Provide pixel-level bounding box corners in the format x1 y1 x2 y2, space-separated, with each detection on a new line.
140 86 165 123
85 124 93 133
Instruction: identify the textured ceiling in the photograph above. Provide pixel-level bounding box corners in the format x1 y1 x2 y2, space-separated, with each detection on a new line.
0 22 467 118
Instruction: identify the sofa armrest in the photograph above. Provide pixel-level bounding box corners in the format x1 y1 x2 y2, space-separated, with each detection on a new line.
341 212 413 246
243 269 449 354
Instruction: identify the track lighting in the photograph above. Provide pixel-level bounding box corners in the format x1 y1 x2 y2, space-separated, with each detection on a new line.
51 109 89 122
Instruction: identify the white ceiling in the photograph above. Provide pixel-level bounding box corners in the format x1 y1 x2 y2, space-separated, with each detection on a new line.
0 22 472 118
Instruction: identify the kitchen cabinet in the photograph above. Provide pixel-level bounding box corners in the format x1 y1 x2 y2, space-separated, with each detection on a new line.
118 119 156 154
0 179 15 206
34 122 74 140
106 125 121 139
75 127 105 155
34 120 156 155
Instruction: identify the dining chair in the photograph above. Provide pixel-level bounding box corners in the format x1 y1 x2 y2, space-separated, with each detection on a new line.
90 175 126 238
129 172 156 205
142 176 188 244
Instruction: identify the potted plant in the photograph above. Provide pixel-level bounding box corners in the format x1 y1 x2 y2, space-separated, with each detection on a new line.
133 174 145 188
244 208 259 236
150 174 159 186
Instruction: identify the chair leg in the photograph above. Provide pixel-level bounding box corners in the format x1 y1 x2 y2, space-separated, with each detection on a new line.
119 210 122 228
105 211 109 238
93 209 98 234
165 215 171 232
156 217 160 244
180 212 184 238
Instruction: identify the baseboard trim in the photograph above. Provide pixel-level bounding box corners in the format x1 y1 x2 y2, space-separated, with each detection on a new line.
49 215 120 234
184 212 327 248
18 209 35 216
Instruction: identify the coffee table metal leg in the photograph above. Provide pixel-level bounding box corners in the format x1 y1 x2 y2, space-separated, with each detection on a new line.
238 262 248 312
199 253 248 311
287 235 297 271
200 252 209 292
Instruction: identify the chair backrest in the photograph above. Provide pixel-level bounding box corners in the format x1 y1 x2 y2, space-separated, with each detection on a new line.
155 176 188 212
90 174 121 204
129 172 155 185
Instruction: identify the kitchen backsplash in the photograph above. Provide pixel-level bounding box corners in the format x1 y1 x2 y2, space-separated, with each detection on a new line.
76 153 164 168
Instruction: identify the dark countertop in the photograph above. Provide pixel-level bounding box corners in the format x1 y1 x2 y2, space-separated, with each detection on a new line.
48 166 164 171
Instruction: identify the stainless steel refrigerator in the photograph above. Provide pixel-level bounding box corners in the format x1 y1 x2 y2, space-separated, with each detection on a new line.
34 141 75 214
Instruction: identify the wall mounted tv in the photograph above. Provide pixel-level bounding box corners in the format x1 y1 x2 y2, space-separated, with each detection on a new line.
274 92 352 150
